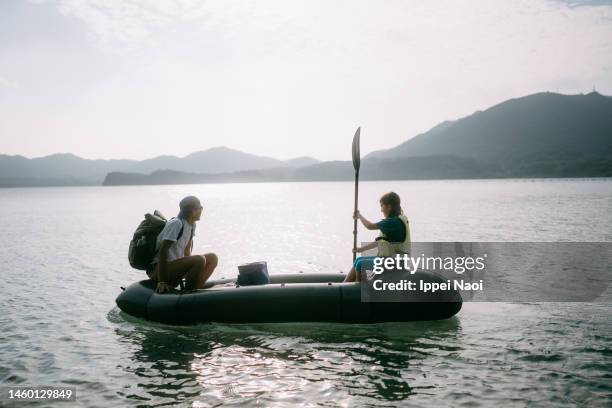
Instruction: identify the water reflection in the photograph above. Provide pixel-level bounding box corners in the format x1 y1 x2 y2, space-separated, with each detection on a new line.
110 309 462 406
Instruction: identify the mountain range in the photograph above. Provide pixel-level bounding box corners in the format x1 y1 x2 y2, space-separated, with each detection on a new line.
2 91 611 187
367 91 612 165
0 147 319 187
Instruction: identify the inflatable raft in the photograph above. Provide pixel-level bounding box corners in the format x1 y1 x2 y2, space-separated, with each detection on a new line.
116 271 462 325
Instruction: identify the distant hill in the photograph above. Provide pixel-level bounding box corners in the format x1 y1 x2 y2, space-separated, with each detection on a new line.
103 150 612 186
0 153 135 187
103 156 505 185
0 147 320 187
104 91 612 185
4 91 612 187
126 147 319 174
367 92 612 170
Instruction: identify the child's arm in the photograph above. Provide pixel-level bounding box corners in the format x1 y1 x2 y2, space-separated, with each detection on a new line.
354 241 378 253
354 210 378 230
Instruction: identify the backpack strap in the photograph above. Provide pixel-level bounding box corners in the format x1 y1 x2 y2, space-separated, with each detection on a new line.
188 226 194 253
176 218 195 252
175 217 194 253
171 217 185 241
177 222 185 241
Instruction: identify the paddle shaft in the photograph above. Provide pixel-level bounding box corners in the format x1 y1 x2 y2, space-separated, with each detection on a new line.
352 169 359 262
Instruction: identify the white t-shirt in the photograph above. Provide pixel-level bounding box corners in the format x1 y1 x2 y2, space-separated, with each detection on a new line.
152 218 196 264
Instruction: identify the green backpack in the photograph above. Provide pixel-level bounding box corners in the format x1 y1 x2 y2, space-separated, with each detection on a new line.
128 210 185 270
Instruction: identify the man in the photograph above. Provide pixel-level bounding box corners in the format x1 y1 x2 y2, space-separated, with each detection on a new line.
147 196 218 293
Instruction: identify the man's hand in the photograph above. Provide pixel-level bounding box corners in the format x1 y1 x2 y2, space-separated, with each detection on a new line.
353 210 361 220
352 247 361 253
155 281 172 294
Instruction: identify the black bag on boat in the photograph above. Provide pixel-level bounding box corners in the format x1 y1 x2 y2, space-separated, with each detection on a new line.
237 261 270 286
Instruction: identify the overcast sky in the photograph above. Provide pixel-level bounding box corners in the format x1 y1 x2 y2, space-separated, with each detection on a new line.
1 0 611 161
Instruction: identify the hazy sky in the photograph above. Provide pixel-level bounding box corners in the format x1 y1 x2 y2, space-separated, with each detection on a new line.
1 0 612 161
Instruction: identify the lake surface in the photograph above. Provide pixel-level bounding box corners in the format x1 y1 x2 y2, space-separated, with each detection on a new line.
1 179 611 407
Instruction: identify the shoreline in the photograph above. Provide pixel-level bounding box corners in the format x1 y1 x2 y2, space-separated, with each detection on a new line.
1 175 611 190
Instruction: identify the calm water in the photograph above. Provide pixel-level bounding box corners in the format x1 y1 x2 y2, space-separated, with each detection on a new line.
1 179 611 407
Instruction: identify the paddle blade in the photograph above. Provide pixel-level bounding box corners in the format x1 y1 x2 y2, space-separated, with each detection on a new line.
352 127 361 171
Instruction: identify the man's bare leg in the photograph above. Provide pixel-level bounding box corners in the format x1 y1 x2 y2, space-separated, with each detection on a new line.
151 255 205 288
182 255 206 290
184 253 218 290
190 253 218 290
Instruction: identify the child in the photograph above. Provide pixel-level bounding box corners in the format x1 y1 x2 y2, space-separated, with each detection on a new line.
344 192 411 282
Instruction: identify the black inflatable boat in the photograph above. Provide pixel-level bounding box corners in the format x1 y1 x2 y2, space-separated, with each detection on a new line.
116 271 462 325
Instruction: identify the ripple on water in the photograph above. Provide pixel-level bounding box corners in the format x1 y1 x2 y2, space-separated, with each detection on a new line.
1 181 611 407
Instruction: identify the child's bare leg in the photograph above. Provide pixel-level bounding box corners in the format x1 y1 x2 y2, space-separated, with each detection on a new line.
344 266 357 282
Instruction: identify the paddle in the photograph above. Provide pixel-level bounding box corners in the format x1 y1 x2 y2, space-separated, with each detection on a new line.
352 127 361 262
